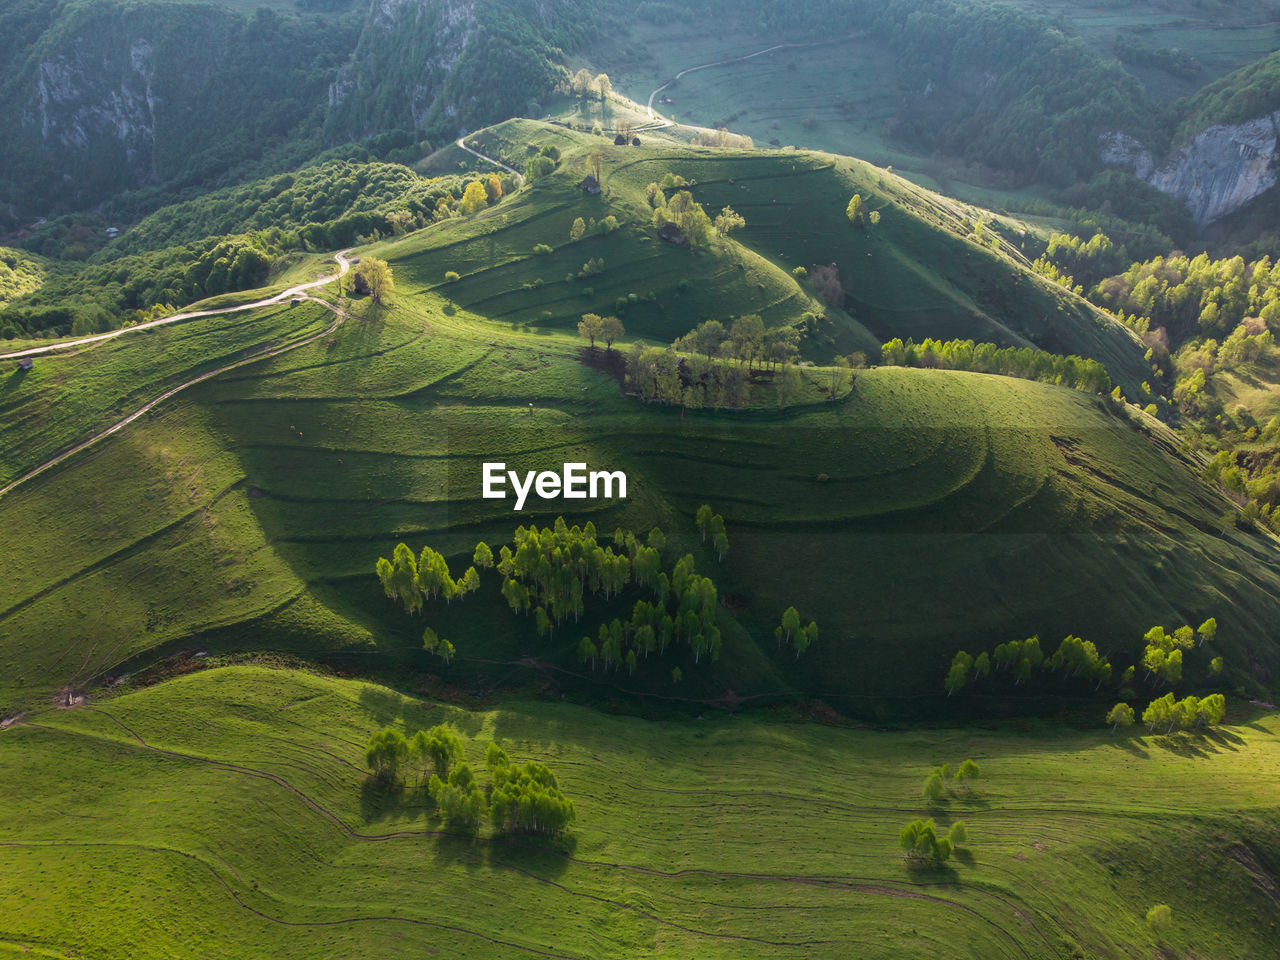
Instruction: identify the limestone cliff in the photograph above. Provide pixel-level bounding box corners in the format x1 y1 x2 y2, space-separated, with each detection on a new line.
1101 111 1280 227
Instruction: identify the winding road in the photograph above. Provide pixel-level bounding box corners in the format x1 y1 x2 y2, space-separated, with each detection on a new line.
0 251 353 501
456 136 524 183
0 252 352 362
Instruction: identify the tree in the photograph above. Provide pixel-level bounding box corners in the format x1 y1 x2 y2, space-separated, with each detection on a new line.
947 821 967 845
1106 702 1135 732
899 817 952 863
696 504 713 541
600 315 624 352
355 257 394 304
923 771 945 803
683 204 714 248
429 761 487 830
730 315 765 367
459 180 489 217
410 724 463 783
570 217 586 242
485 175 503 204
1197 617 1217 647
595 73 612 101
946 651 973 695
714 531 729 562
715 206 745 237
846 194 864 226
473 542 494 569
365 728 409 785
781 606 801 644
578 312 604 350
868 210 881 227
578 635 598 669
955 759 980 790
1209 655 1224 675
776 363 801 409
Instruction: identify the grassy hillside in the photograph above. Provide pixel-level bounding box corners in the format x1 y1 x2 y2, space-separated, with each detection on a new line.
1 184 1277 717
399 120 1152 390
2 664 1279 959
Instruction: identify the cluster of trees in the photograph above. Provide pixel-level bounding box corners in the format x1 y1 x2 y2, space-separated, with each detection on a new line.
578 557 723 674
844 194 880 229
899 818 967 864
622 317 821 412
1031 231 1129 292
376 543 481 614
880 337 1112 395
364 727 573 836
568 69 612 102
1124 692 1228 733
1089 251 1280 342
775 606 818 659
487 744 576 836
569 214 619 243
946 635 1111 693
577 313 625 352
352 257 394 304
923 760 980 802
690 128 755 149
496 519 651 629
949 620 1223 702
525 144 562 183
374 543 483 660
1140 620 1218 686
0 248 42 312
649 186 715 248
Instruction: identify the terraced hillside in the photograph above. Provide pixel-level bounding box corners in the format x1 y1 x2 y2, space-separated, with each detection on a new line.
453 121 1151 393
3 665 1279 960
1 198 1278 717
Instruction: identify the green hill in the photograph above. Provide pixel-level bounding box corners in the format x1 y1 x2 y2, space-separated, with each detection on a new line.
3 664 1279 959
393 120 1152 391
1 132 1278 717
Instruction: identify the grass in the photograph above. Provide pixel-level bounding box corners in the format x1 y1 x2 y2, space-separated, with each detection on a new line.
1 122 1278 719
2 664 1279 959
0 301 333 487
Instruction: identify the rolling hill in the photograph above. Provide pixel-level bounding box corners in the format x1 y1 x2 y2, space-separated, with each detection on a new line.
2 664 1278 959
1 126 1277 719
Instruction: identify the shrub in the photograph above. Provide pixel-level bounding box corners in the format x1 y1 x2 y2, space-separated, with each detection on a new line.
444 270 461 282
532 243 553 255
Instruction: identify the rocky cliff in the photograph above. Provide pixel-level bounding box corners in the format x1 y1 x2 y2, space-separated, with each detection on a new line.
1101 112 1280 228
0 3 351 220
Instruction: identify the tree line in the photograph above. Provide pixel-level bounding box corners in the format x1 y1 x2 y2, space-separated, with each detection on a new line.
365 725 574 836
880 337 1112 395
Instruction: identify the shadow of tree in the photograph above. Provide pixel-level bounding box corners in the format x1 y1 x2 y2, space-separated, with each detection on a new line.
485 831 577 881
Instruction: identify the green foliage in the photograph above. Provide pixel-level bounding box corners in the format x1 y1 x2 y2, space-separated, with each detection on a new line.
1141 692 1227 734
365 727 409 785
881 337 1112 394
0 1 354 219
487 744 575 836
1106 702 1135 732
899 817 953 863
1178 49 1280 141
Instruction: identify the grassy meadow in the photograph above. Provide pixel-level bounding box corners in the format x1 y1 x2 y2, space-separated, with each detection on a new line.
2 664 1278 959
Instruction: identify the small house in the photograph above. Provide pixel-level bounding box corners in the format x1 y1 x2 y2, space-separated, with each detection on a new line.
579 175 601 195
352 272 371 296
18 357 33 371
290 297 300 306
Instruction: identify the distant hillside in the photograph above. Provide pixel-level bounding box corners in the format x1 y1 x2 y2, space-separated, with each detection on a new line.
0 1 355 224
